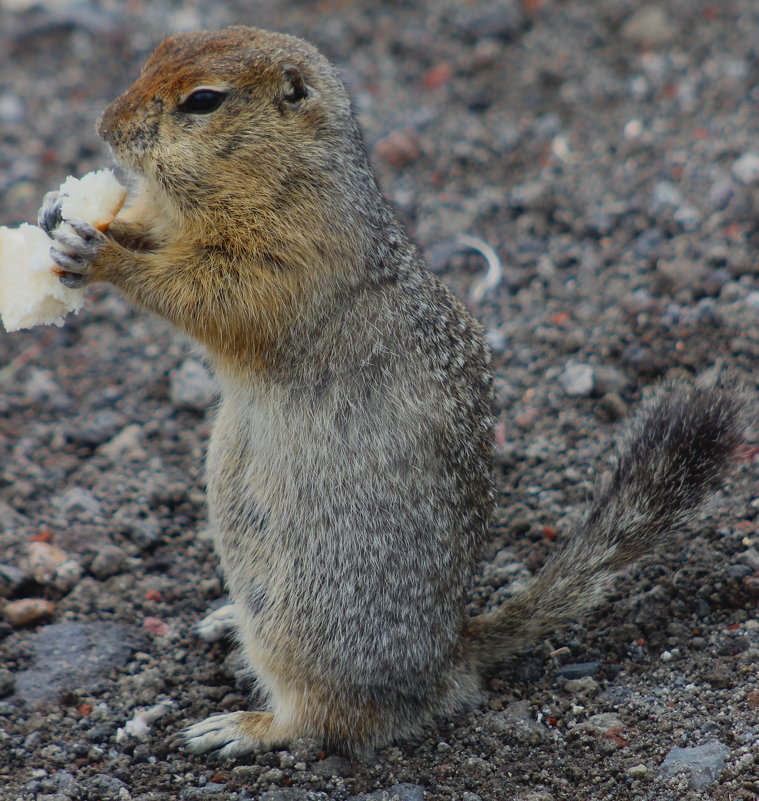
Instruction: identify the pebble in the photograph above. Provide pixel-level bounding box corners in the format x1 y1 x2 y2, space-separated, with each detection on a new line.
655 258 707 294
288 737 322 762
25 541 68 585
738 547 759 570
0 667 15 697
731 152 759 185
592 366 630 396
626 764 649 779
649 181 683 214
170 359 218 411
577 713 624 737
53 559 83 593
23 369 69 408
259 790 311 801
658 740 730 790
373 127 421 169
0 563 31 598
56 488 102 521
558 361 594 397
116 701 174 742
621 6 676 48
311 754 354 777
449 0 526 41
98 424 147 461
82 774 127 800
347 784 426 801
563 676 599 696
486 700 548 745
66 410 123 448
182 784 228 798
13 621 144 704
90 544 128 580
599 392 628 421
557 661 600 679
510 180 554 212
2 598 54 626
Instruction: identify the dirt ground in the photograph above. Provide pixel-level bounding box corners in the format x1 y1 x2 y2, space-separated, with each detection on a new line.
1 1 758 800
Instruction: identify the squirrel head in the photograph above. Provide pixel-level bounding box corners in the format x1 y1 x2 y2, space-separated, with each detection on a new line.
97 27 374 244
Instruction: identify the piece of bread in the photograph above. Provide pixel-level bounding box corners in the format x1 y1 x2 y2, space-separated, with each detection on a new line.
0 169 126 332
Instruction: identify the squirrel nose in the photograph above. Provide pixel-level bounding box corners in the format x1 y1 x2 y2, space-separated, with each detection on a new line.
96 99 120 146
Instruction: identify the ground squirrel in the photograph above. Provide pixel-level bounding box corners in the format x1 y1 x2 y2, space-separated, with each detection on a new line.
39 26 744 756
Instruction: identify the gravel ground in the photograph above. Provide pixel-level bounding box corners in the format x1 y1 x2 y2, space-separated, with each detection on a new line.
1 1 759 800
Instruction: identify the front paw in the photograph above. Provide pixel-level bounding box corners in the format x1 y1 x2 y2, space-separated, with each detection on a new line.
50 219 105 288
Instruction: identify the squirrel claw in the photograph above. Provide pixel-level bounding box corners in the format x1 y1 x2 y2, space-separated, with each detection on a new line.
38 190 62 236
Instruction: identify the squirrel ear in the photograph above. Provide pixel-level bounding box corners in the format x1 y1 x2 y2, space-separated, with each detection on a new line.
282 65 310 103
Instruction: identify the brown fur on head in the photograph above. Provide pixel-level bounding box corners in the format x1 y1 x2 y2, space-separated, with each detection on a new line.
96 27 388 376
98 27 350 223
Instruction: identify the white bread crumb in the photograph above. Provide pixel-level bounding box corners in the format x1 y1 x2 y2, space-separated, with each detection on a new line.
0 169 126 332
59 169 127 231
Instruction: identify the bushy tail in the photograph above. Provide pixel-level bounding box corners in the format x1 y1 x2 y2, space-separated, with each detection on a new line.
465 382 745 669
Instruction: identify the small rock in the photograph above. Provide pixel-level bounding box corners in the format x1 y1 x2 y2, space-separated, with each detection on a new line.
738 548 759 570
23 369 67 407
658 740 730 790
557 661 600 679
732 152 759 185
90 545 128 580
143 616 171 637
626 764 649 779
449 0 526 41
288 737 322 762
0 563 31 598
116 701 174 742
13 621 144 704
259 789 310 801
25 542 68 585
311 755 354 777
56 488 102 521
485 700 548 744
592 366 631 396
181 784 228 798
563 676 599 696
599 392 628 421
655 258 707 294
510 180 554 212
348 784 426 801
559 362 594 397
650 181 682 214
373 128 421 169
0 668 15 697
621 6 676 48
82 774 127 800
98 424 147 461
170 360 218 411
66 411 123 448
578 713 624 736
703 664 732 689
746 689 759 708
53 559 83 593
2 598 54 626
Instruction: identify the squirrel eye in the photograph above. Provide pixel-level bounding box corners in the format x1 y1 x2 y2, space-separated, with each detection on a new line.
177 89 226 114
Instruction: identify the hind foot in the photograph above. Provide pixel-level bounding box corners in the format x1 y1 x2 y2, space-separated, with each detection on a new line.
180 711 288 757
